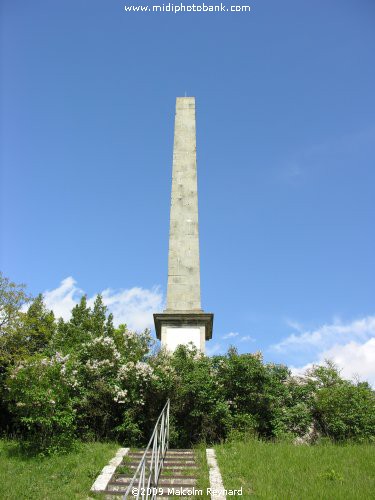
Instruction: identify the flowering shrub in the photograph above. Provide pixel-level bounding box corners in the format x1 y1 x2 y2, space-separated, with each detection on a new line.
6 354 76 454
4 295 157 452
2 280 374 454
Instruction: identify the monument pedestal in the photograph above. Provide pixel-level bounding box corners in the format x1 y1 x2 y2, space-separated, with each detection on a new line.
154 312 213 353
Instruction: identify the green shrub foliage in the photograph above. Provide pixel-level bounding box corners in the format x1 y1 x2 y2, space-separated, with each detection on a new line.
6 353 76 454
1 274 374 453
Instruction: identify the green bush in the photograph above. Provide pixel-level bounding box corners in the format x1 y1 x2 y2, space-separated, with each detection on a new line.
314 378 375 441
1 274 374 453
6 354 76 454
165 345 232 446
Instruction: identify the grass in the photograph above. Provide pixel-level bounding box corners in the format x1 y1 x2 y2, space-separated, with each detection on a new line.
0 439 119 500
215 438 375 499
115 452 133 475
3 437 373 499
193 444 210 499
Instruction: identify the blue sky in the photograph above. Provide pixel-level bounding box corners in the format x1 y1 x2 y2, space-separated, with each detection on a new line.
1 1 375 383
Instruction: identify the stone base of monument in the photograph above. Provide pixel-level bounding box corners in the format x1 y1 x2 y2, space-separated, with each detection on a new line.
154 312 213 354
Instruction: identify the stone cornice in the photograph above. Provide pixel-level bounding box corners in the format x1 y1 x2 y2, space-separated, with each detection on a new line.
153 312 214 341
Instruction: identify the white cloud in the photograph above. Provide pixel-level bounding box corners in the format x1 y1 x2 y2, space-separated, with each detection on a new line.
221 332 255 344
273 316 375 352
290 363 314 378
277 315 375 387
323 339 375 384
91 286 163 331
43 277 82 321
240 335 255 342
291 338 375 387
284 318 305 333
42 276 164 331
222 332 239 339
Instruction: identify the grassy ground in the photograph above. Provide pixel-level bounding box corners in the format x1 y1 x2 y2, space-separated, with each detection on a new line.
0 439 118 500
192 444 210 499
2 438 374 499
215 439 375 499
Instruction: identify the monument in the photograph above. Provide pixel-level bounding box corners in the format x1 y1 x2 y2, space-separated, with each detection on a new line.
154 97 213 353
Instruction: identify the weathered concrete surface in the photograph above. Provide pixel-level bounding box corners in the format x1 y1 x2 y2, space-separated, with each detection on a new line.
90 447 129 492
206 448 226 500
166 97 201 312
154 97 213 353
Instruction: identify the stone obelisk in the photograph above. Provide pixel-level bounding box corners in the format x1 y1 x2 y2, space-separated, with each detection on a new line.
154 97 213 353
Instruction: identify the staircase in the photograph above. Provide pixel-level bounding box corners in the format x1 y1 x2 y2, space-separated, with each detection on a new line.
103 448 198 498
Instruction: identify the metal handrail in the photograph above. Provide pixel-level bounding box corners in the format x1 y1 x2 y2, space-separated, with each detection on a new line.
123 399 170 499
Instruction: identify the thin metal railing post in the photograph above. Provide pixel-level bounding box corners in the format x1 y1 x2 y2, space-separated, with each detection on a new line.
152 429 157 486
153 430 157 487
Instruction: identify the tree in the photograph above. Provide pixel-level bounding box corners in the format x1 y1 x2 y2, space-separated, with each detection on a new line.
22 294 55 354
53 296 91 352
0 273 31 432
91 294 107 337
0 273 31 369
0 272 30 335
0 293 54 368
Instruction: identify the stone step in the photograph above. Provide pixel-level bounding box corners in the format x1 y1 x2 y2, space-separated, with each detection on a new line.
155 488 200 498
103 491 128 496
128 450 194 456
163 460 195 464
110 477 196 486
126 453 195 461
103 492 185 498
104 448 198 498
121 470 198 479
127 453 195 459
159 474 197 478
160 463 197 467
124 462 197 468
115 474 197 479
168 448 194 453
106 485 198 495
123 455 195 462
129 450 194 454
129 449 193 453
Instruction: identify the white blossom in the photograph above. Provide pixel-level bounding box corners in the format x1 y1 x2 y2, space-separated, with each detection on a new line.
113 385 128 404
